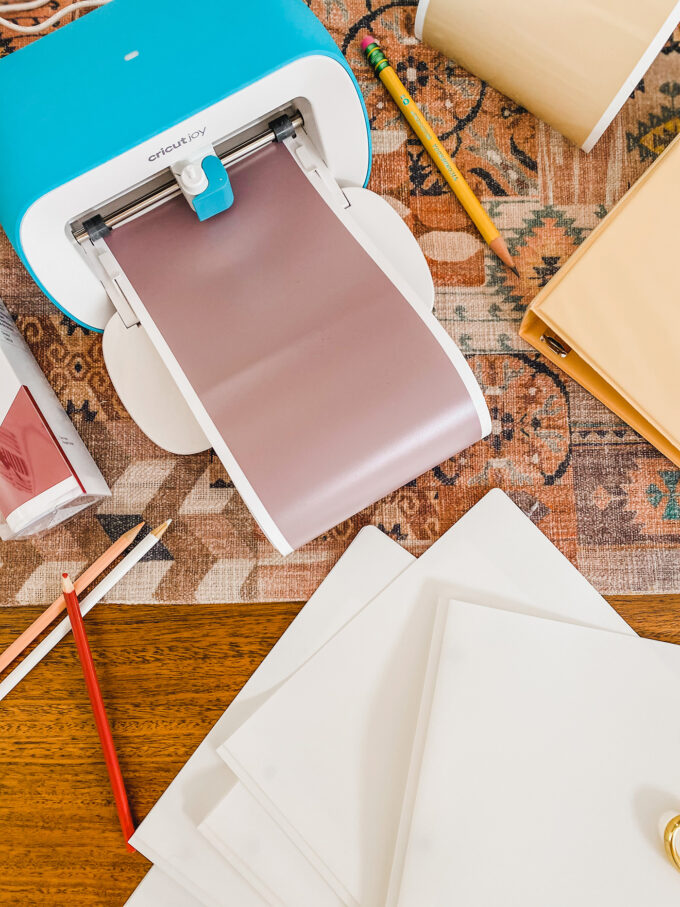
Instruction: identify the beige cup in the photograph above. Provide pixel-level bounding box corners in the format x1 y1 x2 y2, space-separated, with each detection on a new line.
415 0 680 150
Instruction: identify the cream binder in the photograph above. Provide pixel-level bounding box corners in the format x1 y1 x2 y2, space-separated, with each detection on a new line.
520 133 680 466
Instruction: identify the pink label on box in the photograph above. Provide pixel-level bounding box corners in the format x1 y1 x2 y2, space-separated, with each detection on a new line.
0 386 77 519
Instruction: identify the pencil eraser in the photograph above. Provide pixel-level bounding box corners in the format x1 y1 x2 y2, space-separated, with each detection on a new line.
361 35 379 51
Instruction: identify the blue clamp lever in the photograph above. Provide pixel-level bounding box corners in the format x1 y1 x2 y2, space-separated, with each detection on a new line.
192 155 234 221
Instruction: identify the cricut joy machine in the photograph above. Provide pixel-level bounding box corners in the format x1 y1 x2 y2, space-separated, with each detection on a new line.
0 0 489 553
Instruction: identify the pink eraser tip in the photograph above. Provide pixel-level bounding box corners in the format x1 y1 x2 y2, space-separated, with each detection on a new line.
361 35 379 51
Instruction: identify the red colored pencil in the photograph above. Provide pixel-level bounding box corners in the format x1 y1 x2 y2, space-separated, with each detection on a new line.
61 573 136 852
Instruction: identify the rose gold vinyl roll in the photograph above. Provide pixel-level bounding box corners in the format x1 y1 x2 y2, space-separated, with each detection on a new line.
106 143 485 550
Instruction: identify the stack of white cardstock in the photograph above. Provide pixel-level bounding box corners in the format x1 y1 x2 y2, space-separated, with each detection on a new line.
125 524 415 906
125 490 678 906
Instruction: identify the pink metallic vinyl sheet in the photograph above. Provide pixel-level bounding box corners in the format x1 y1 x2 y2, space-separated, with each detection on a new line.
0 387 75 519
106 143 483 550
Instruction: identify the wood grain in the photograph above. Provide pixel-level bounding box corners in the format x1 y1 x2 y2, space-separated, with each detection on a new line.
0 595 679 905
0 601 303 906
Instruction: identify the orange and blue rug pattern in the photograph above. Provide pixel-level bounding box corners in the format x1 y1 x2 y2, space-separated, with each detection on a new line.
0 2 679 602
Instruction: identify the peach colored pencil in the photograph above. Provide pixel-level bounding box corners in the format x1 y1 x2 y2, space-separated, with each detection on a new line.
0 522 144 675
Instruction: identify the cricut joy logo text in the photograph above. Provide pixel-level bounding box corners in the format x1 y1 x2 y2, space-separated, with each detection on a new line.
148 127 207 162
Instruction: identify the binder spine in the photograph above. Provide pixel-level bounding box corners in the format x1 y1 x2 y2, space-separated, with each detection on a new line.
519 308 680 467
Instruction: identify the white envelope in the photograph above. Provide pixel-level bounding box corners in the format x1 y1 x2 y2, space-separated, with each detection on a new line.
217 490 631 907
392 600 680 906
125 527 415 906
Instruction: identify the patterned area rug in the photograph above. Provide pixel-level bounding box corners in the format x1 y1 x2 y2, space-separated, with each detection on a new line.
1 3 680 604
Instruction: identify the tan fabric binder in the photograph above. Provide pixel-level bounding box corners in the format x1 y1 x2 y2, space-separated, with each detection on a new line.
519 133 680 467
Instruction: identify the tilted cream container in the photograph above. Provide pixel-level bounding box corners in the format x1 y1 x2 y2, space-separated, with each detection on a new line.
415 0 680 151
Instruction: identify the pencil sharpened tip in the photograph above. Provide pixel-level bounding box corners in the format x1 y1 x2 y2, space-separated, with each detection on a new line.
121 521 146 545
488 237 518 277
151 518 172 539
61 573 75 593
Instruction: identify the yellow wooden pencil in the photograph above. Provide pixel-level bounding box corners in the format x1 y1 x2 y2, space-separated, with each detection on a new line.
362 35 518 276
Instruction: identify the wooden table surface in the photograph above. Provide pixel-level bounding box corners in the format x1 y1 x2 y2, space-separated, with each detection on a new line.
1 594 679 906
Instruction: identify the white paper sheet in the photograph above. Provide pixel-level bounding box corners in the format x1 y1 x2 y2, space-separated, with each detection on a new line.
217 490 631 907
125 526 414 906
201 783 343 907
125 866 204 906
394 600 680 906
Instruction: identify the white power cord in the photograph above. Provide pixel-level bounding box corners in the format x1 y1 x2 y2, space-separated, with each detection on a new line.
0 0 67 11
0 0 112 34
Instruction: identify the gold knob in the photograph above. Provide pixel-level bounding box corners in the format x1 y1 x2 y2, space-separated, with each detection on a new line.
664 815 680 871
